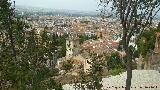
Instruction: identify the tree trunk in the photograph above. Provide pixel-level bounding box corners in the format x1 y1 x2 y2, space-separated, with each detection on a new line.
125 49 132 90
8 16 17 62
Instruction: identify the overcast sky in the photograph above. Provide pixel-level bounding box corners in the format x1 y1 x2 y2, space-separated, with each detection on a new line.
12 0 99 11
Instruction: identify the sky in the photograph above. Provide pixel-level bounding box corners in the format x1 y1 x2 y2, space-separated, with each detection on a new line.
12 0 99 12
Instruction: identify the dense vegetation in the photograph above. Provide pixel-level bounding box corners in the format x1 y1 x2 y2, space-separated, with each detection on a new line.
79 34 97 44
99 0 160 89
1 0 160 90
137 29 160 57
106 52 126 75
0 1 63 90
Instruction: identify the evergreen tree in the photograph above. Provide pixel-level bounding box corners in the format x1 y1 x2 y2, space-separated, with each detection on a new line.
0 0 63 90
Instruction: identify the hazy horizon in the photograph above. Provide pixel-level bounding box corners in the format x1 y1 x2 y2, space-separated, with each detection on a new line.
12 0 99 12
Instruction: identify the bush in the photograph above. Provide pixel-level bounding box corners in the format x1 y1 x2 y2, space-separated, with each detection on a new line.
107 52 125 70
109 65 125 76
106 52 126 76
61 60 73 72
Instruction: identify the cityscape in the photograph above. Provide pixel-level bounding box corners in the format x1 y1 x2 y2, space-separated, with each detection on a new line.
1 0 160 90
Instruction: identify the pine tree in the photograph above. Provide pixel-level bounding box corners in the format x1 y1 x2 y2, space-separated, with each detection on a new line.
0 0 63 90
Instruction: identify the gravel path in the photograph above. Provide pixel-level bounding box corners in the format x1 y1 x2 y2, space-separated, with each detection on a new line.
63 70 160 90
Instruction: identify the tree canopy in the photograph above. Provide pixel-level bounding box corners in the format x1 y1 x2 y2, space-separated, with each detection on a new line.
99 0 160 89
137 28 160 57
0 0 63 89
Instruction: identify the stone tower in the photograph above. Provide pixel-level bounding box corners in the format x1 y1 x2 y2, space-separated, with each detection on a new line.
66 33 80 56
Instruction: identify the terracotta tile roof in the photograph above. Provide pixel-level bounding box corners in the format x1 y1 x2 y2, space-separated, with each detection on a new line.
81 39 119 55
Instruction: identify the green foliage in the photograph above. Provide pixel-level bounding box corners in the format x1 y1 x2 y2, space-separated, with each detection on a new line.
0 28 63 90
105 52 126 76
79 34 97 44
61 60 73 72
109 65 124 76
0 0 63 90
100 0 160 89
107 52 125 70
137 29 160 57
55 35 67 58
74 55 105 90
86 55 104 90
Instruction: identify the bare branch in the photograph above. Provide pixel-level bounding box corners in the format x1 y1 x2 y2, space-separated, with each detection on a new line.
124 0 132 24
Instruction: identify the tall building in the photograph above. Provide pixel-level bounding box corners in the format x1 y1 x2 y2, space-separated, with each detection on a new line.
66 33 80 56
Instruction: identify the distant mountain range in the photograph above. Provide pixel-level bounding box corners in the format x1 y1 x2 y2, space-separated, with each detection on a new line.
15 5 99 17
15 5 160 19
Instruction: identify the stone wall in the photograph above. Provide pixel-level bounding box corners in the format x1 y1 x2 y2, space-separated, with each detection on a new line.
151 53 160 70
